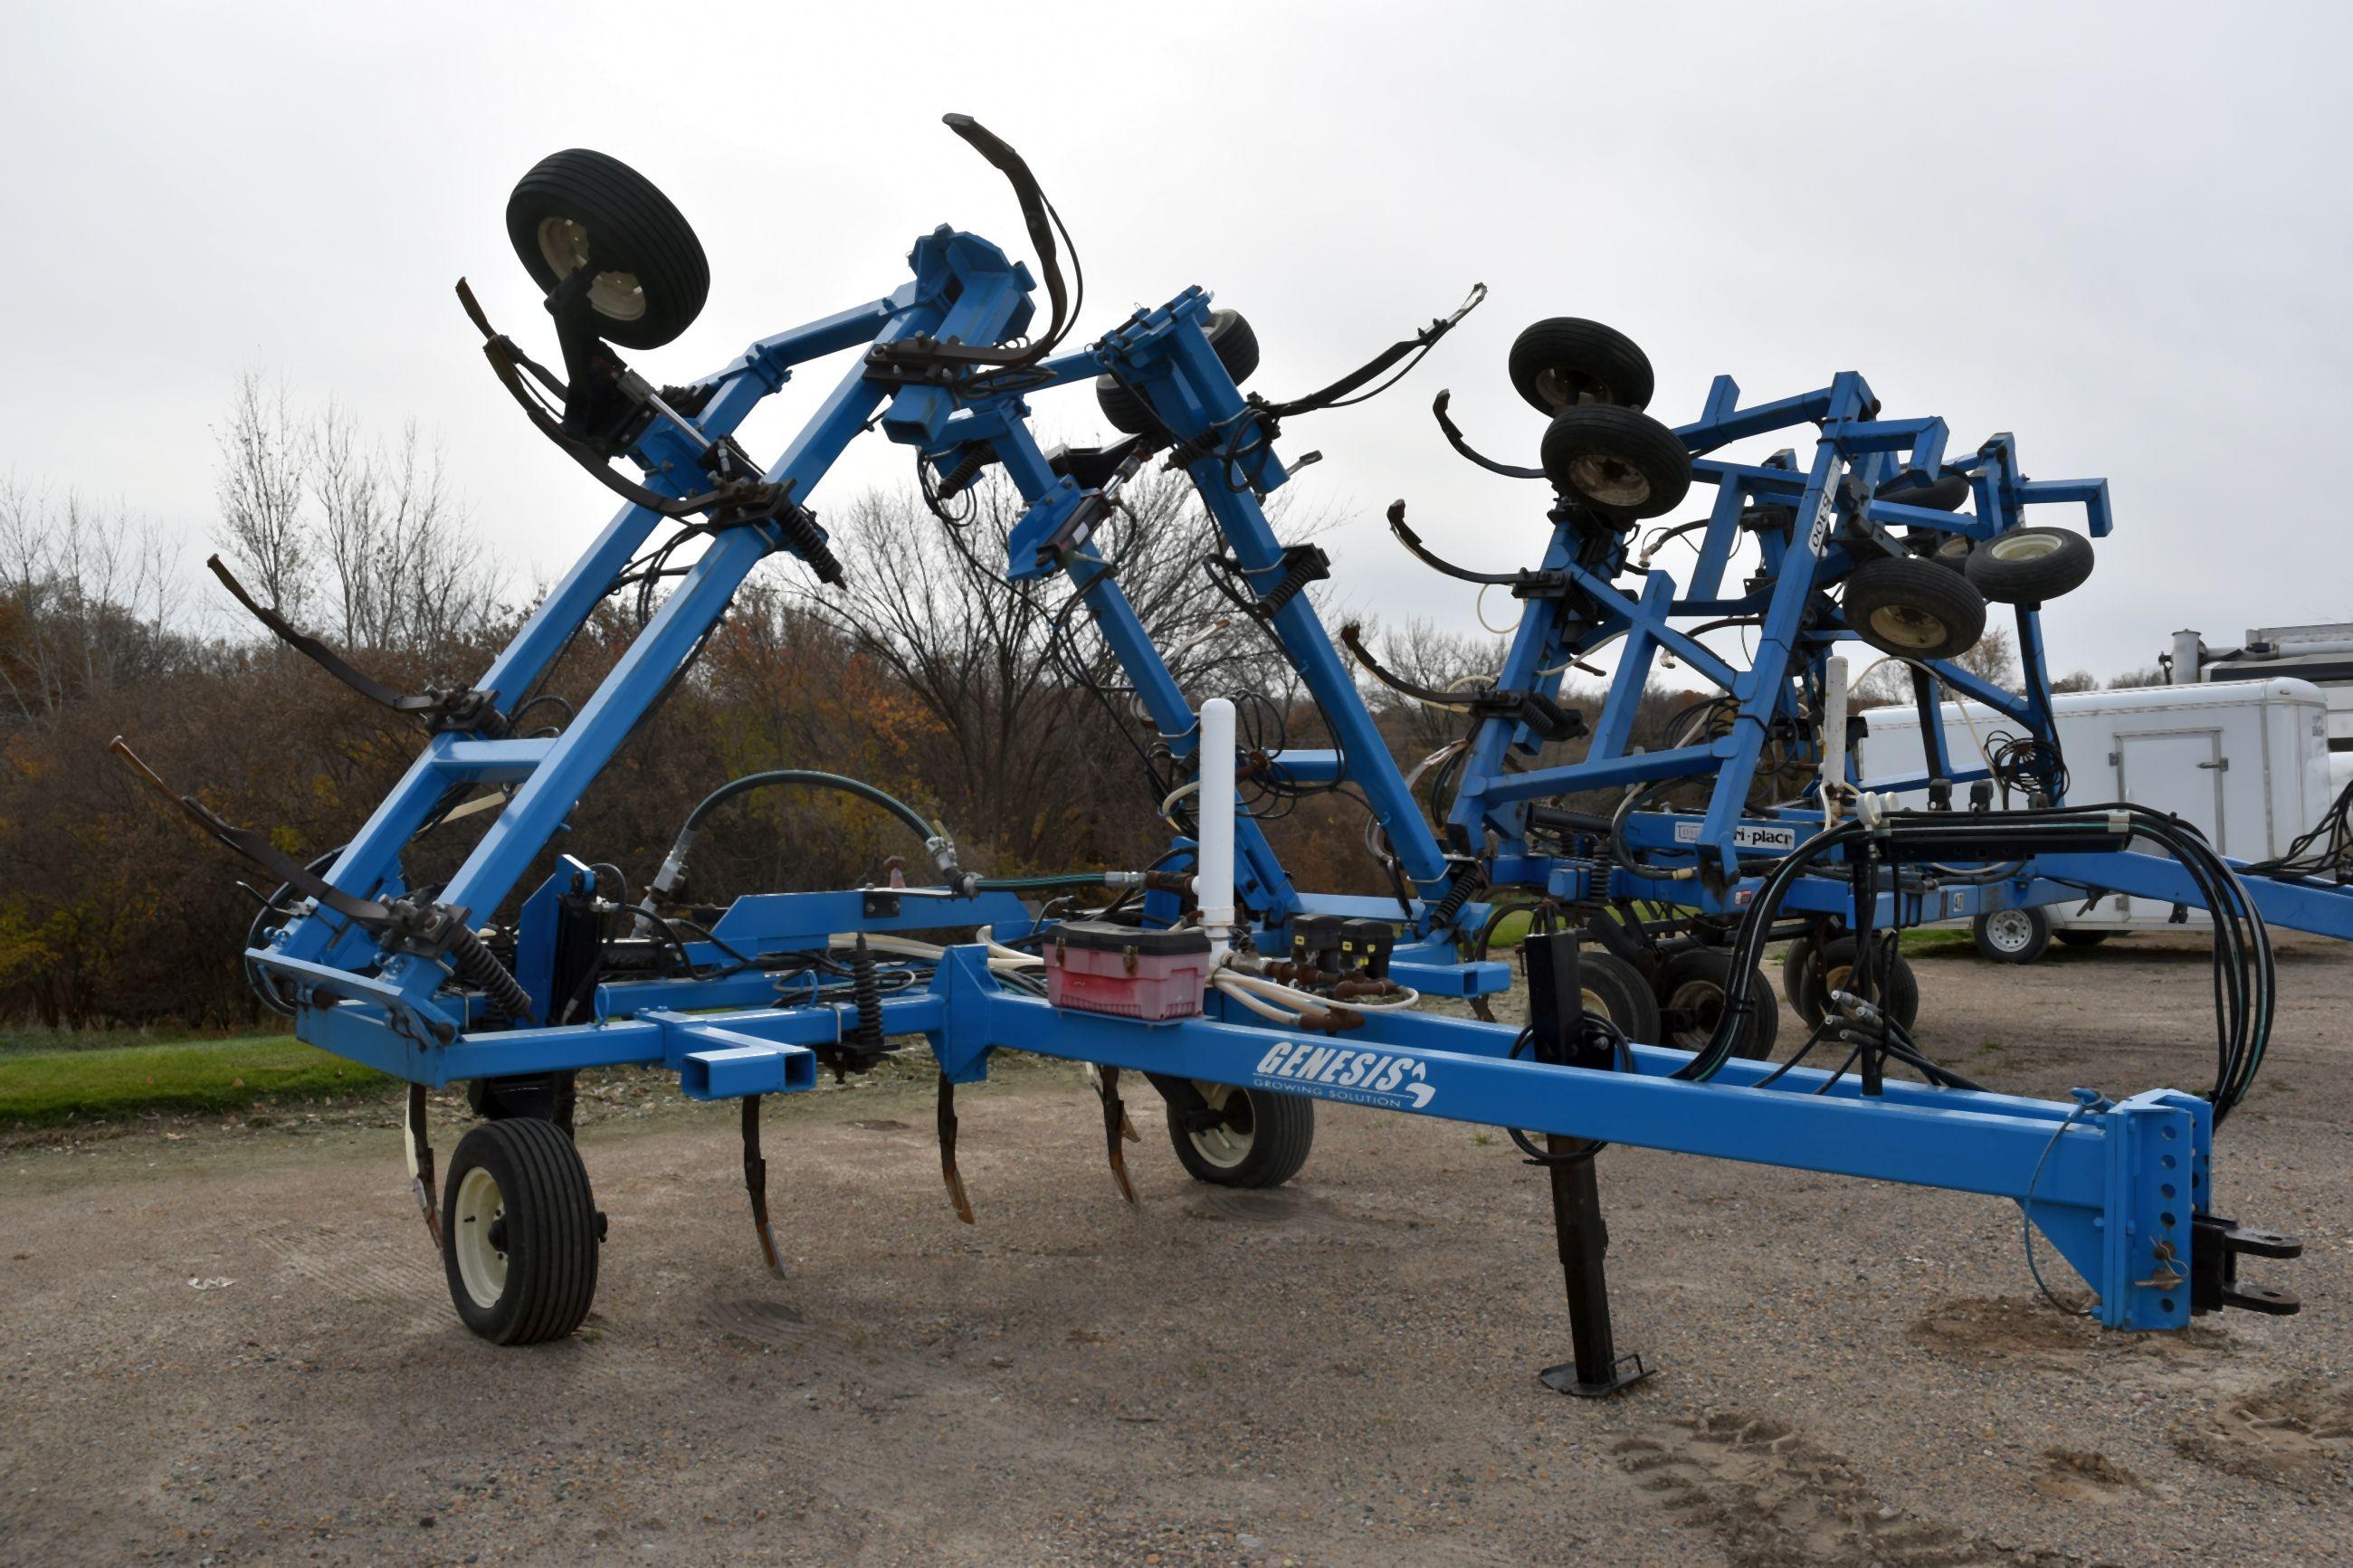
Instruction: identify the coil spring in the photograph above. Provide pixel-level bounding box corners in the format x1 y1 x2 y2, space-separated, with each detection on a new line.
936 447 988 498
776 507 843 585
448 926 534 1021
1253 549 1325 621
850 936 884 1052
1425 864 1489 932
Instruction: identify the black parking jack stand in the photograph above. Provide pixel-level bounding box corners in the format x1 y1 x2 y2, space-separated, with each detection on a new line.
1524 931 1653 1397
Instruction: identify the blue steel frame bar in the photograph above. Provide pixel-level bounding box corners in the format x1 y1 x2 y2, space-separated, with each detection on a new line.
977 288 1458 906
291 938 2206 1332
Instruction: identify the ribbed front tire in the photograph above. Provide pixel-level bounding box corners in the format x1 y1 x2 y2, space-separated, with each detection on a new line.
441 1117 601 1345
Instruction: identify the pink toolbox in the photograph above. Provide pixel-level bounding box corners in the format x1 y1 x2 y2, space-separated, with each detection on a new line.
1043 921 1212 1021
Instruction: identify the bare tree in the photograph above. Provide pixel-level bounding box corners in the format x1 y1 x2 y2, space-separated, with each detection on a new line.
2110 665 2171 689
1853 624 2022 709
213 372 310 617
1953 624 2019 687
312 407 496 651
0 480 186 729
2050 669 2100 693
807 467 1325 865
1358 617 1511 752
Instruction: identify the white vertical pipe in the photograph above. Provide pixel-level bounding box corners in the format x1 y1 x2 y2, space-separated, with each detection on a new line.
1821 655 1849 825
1197 698 1236 949
2171 629 2205 685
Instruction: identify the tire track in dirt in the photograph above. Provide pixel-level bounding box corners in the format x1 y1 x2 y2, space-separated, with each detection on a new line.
1613 1410 2093 1567
2170 1376 2353 1487
241 1217 447 1333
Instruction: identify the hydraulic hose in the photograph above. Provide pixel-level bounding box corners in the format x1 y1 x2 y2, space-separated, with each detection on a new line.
1689 803 2271 1122
644 770 961 910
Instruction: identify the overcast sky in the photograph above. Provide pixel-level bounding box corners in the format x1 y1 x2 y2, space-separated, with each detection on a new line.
7 2 2348 684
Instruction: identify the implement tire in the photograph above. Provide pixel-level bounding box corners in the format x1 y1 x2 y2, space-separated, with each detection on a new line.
1539 404 1691 520
441 1117 601 1345
1843 556 1986 660
1965 527 2096 605
1166 1081 1313 1188
1098 309 1261 434
507 148 709 349
1508 317 1655 413
1657 947 1779 1060
1786 934 1921 1031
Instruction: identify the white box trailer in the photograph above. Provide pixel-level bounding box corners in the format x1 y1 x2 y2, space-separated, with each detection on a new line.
2175 623 2353 795
1855 678 2333 960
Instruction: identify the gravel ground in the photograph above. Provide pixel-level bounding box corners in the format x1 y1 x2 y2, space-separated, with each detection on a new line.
4 933 2348 1566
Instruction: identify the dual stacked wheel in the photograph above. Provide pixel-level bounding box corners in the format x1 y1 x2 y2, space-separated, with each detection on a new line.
1511 318 1693 522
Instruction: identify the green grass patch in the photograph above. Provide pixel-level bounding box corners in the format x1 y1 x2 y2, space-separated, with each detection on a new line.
0 1036 393 1126
1899 928 1977 956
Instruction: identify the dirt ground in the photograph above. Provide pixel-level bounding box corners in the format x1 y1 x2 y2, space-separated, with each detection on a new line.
5 933 2350 1566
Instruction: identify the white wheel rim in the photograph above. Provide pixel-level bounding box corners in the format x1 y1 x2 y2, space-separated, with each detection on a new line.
452 1166 509 1309
535 215 649 324
1985 909 2037 953
1567 452 1652 507
1187 1082 1253 1170
1989 533 2062 563
1867 603 1948 651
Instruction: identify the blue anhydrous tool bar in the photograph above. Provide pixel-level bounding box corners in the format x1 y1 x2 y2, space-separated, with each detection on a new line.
122 118 2303 1382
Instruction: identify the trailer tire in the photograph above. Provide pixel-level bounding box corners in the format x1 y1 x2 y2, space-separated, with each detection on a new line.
1097 309 1261 435
1964 527 2095 604
1573 947 1663 1043
441 1117 601 1345
1167 1081 1313 1188
1508 317 1655 413
1843 556 1986 660
1972 907 2052 965
1786 934 1921 1031
1657 948 1779 1060
2055 929 2111 948
1538 405 1691 520
507 148 710 350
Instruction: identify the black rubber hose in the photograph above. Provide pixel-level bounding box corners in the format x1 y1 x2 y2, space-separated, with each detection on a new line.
682 770 940 855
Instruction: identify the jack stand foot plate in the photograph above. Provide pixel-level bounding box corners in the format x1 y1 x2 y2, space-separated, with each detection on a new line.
1539 1351 1653 1398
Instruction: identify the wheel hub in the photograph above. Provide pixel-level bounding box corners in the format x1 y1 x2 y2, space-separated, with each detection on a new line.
1985 909 2036 952
1664 979 1724 1050
536 215 649 323
1567 453 1652 507
1867 603 1948 650
1186 1081 1255 1169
